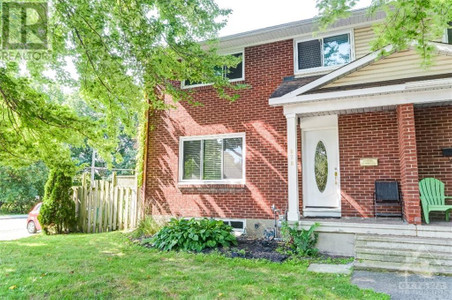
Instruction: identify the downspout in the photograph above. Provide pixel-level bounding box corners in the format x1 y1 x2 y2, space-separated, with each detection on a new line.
140 96 151 219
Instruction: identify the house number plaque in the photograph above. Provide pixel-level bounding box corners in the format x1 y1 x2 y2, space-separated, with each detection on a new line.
360 158 378 166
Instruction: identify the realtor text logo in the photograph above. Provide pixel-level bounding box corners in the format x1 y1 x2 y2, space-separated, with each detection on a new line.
1 1 48 50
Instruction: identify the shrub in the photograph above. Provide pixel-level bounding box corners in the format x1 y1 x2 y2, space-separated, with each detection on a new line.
149 218 237 252
38 168 76 234
0 162 48 214
280 222 319 257
131 215 163 238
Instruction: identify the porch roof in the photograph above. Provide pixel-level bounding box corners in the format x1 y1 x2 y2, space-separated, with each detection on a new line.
269 42 452 107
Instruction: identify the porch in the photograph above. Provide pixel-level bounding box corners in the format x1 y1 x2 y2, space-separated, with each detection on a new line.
269 45 452 225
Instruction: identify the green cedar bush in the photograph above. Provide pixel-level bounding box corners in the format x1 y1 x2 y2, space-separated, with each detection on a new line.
149 218 237 252
38 169 76 234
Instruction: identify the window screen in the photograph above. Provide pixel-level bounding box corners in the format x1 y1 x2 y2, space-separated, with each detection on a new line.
225 53 243 80
203 139 222 180
183 140 201 179
223 137 243 179
298 39 322 70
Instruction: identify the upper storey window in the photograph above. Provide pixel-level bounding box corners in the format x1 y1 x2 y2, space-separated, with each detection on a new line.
295 32 353 74
182 52 244 88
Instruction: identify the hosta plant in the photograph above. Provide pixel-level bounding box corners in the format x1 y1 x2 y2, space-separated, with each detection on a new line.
148 218 237 252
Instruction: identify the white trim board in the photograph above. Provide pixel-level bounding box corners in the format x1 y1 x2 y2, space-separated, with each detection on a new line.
283 84 452 116
276 78 452 108
303 209 341 218
215 9 386 52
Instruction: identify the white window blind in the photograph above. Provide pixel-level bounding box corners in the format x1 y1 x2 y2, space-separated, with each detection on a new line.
180 134 244 183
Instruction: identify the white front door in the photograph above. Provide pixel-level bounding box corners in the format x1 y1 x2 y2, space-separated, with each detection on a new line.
302 115 341 217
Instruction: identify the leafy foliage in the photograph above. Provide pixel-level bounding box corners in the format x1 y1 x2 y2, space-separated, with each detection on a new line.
38 168 77 234
280 222 319 257
316 0 452 64
131 215 163 238
148 218 237 252
1 0 239 177
0 66 105 169
0 162 48 214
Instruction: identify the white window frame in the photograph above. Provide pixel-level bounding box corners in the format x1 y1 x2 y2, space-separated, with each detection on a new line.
443 27 452 44
184 217 246 234
181 50 245 89
178 132 246 185
293 30 355 76
222 219 246 234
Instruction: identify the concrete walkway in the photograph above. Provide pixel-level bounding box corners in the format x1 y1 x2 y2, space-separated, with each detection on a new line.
0 214 29 219
0 215 32 241
352 270 452 300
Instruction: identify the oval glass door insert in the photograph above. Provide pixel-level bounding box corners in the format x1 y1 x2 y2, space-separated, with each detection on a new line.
314 141 328 193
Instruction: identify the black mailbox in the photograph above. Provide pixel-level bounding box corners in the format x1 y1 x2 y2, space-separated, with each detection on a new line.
442 148 452 157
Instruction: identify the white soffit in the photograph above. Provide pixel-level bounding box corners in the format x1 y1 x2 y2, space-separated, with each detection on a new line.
215 9 385 51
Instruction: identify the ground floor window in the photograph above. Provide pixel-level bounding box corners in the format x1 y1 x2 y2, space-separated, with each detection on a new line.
179 133 245 184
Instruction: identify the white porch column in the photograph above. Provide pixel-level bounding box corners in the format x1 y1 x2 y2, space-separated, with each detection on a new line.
286 113 300 222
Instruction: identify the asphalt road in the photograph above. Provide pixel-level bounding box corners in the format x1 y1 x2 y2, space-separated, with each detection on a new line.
0 215 33 241
352 270 452 300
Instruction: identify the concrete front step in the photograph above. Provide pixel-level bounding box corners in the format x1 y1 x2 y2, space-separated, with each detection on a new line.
355 234 452 275
356 252 452 267
354 260 452 275
355 235 452 253
356 247 452 261
356 240 452 253
356 234 452 245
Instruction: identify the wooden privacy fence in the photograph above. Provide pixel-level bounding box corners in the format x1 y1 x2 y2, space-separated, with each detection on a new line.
72 174 142 233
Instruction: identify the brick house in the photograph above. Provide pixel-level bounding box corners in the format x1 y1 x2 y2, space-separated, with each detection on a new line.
143 9 452 236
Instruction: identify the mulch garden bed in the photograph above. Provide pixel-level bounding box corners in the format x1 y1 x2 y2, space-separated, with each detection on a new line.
132 235 288 262
133 235 349 263
202 237 289 263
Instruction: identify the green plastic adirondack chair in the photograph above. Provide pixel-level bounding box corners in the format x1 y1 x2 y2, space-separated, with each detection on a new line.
419 178 452 224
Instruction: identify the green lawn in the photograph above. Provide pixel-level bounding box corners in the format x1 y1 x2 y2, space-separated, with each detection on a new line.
0 232 388 299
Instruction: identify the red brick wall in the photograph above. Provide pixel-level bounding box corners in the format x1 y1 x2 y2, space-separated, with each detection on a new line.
415 105 452 206
338 110 402 217
397 104 421 224
145 39 294 220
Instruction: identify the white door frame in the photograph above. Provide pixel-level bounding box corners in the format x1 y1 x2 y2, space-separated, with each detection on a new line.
301 115 341 217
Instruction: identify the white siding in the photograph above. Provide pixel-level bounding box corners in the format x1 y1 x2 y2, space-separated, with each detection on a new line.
354 26 375 59
325 50 452 88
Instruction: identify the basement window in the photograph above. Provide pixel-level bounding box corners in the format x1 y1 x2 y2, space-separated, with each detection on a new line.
294 32 353 74
223 219 246 233
179 133 245 184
